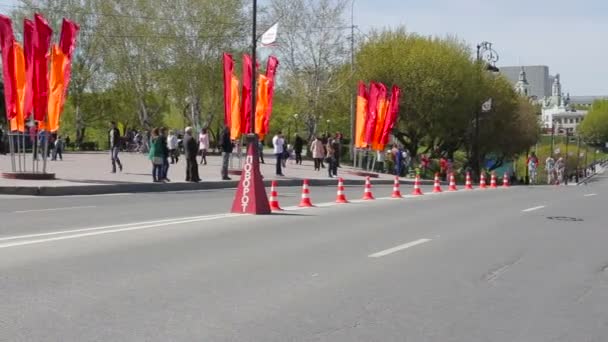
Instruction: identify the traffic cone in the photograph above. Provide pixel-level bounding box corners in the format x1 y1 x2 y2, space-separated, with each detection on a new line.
448 173 458 191
502 172 510 188
298 179 314 207
412 174 424 196
465 172 474 190
433 173 443 193
391 176 403 198
268 181 283 211
479 173 487 189
335 177 349 203
490 172 498 189
362 176 375 200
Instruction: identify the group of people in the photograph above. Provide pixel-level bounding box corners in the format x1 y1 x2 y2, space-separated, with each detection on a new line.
268 132 342 178
527 152 566 185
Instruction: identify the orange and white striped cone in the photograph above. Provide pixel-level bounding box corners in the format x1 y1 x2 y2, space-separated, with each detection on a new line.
502 172 510 188
391 176 403 198
335 177 349 203
412 174 424 196
433 173 443 193
490 172 498 189
362 176 375 200
465 172 474 190
298 179 314 207
268 181 283 211
479 173 487 189
448 173 458 191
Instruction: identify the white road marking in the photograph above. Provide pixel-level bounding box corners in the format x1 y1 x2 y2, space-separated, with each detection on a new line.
584 193 597 197
368 238 432 258
522 205 545 212
13 205 97 214
0 213 236 249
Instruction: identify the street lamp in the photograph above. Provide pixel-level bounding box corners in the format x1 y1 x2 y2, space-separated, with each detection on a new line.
293 113 299 135
349 0 356 163
473 41 499 180
326 119 331 134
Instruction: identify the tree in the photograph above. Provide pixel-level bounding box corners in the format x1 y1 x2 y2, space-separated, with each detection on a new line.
579 100 608 145
266 0 351 140
356 28 481 158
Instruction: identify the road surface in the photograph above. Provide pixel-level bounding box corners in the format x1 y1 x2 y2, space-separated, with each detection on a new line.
0 176 606 341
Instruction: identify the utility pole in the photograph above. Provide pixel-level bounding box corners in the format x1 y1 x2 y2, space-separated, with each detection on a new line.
349 0 356 164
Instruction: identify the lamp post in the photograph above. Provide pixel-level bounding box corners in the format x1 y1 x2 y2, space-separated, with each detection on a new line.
349 0 356 163
326 119 331 134
293 113 299 134
473 41 499 180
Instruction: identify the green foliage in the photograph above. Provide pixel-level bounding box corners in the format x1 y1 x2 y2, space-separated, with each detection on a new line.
579 100 608 144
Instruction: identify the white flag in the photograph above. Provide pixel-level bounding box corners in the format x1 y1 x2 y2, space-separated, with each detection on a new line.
481 98 492 112
260 22 279 47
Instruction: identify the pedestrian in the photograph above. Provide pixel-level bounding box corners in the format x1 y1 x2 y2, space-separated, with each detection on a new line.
294 133 304 165
65 135 71 151
184 127 201 182
109 121 123 173
0 126 4 155
199 128 209 165
311 136 324 171
272 131 285 176
258 139 265 164
148 128 164 183
544 154 554 185
334 132 342 168
376 149 385 173
160 127 170 182
52 135 64 161
326 139 337 178
167 130 179 164
220 126 233 180
555 157 565 184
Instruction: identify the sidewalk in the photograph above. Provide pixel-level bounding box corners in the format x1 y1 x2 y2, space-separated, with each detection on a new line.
0 151 425 196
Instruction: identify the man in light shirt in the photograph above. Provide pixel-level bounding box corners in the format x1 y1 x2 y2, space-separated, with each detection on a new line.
272 131 285 176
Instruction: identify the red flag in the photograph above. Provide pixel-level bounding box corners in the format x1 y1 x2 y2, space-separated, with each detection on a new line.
241 54 253 134
264 55 279 134
222 53 234 128
58 18 79 98
380 85 401 146
33 13 53 122
372 83 388 150
364 82 381 146
355 81 369 148
0 15 17 121
23 18 35 120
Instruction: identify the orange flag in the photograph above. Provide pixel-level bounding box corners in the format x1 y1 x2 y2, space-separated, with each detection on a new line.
355 82 368 149
255 74 270 140
10 42 25 132
230 74 241 140
42 45 67 132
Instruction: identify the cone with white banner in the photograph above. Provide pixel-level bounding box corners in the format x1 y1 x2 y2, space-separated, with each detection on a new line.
362 176 375 200
335 177 349 203
391 176 403 198
268 181 283 211
298 179 314 207
448 173 458 191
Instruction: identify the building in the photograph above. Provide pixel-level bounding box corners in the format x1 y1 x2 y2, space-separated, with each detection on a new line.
540 74 586 134
501 65 551 99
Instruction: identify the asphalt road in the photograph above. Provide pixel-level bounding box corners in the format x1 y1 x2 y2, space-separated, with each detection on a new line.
0 175 606 341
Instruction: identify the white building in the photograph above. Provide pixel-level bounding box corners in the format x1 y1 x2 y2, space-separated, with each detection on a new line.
539 74 586 134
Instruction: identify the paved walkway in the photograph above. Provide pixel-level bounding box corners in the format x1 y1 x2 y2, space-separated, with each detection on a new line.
0 151 418 195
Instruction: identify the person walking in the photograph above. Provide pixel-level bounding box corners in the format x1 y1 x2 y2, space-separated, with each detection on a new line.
220 126 233 180
167 130 179 164
109 121 123 173
325 139 337 178
294 134 304 165
198 128 209 165
258 139 265 164
52 135 64 161
334 132 343 168
148 128 164 183
272 131 285 176
159 127 170 182
544 155 554 185
311 136 324 171
184 127 201 182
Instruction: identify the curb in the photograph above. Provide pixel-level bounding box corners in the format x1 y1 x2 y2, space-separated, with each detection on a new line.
0 177 435 197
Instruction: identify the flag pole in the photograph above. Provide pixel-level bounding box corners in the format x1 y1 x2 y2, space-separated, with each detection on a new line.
251 0 257 137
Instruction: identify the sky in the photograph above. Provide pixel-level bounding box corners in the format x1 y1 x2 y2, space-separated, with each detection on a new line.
1 0 606 96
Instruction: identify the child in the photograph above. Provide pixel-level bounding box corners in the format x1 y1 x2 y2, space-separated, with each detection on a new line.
53 135 64 161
